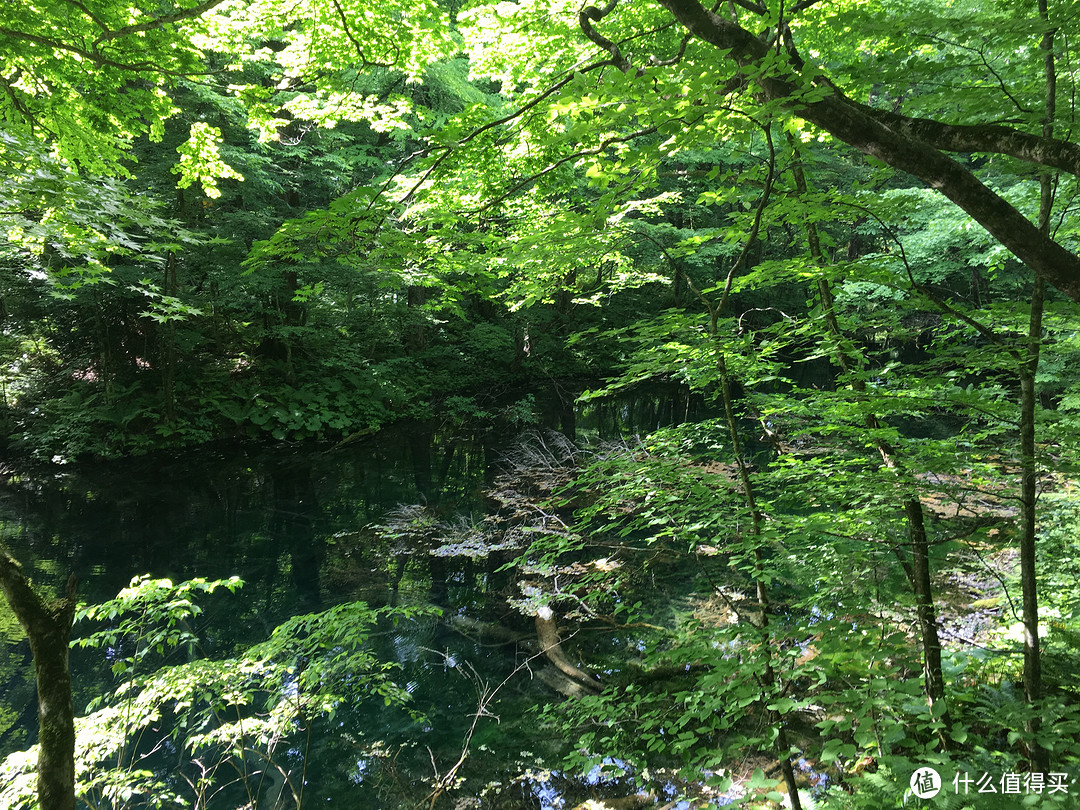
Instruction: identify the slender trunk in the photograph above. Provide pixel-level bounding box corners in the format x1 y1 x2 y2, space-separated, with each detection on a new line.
680 124 800 807
281 269 302 385
906 498 946 707
162 251 178 423
1020 0 1055 771
0 548 78 810
95 308 115 406
1019 279 1046 771
717 353 802 810
788 134 949 717
406 284 427 353
409 428 434 500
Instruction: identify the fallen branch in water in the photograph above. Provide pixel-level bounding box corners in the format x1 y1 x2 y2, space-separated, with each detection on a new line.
535 606 602 694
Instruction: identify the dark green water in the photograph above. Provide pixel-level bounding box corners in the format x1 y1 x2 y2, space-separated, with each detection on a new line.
0 426 576 807
0 399 723 809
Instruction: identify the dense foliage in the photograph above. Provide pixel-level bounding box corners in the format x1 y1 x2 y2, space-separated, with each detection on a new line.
2 0 1080 806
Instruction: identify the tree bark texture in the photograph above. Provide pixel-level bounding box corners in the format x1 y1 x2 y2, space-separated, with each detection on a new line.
0 547 78 810
1019 291 1047 771
904 499 946 709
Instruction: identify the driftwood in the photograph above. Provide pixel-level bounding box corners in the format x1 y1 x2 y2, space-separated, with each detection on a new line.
533 665 601 699
535 606 601 694
447 614 535 648
447 611 602 697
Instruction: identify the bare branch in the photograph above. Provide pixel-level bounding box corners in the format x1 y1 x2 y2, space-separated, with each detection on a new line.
472 123 661 214
329 0 397 68
859 104 1080 175
719 121 776 313
649 31 693 67
0 26 219 76
58 0 111 33
731 0 767 14
393 59 615 209
915 33 1034 115
0 27 158 71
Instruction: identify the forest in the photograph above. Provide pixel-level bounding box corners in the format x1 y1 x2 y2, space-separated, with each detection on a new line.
1 0 1080 807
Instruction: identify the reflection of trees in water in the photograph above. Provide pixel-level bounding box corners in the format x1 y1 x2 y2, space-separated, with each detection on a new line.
0 426 493 604
0 429 629 805
0 427 497 765
577 384 708 439
270 458 322 610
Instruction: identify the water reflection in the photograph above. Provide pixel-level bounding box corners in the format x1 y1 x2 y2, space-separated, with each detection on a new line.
0 424 494 764
577 383 708 440
0 412 735 809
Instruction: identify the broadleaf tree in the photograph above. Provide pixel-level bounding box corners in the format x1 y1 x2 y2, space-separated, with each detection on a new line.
1 0 1080 806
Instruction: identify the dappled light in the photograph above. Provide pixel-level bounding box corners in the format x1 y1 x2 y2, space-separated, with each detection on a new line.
2 0 1080 806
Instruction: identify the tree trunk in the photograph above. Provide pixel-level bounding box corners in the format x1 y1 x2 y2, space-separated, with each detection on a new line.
535 606 601 693
406 285 427 353
905 498 946 708
1019 296 1046 770
677 143 802 808
0 547 78 810
716 354 802 810
789 133 950 718
161 251 178 424
1019 0 1055 770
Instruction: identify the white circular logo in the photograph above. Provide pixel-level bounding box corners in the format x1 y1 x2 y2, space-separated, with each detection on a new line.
910 767 942 799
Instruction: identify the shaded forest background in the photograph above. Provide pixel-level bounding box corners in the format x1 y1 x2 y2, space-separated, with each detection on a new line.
2 0 1080 807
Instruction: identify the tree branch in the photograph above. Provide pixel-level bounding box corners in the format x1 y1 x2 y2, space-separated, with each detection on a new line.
392 59 616 210
649 0 1080 303
719 122 775 313
580 1 632 72
0 28 157 71
730 0 767 15
857 105 1080 176
58 0 112 34
329 0 396 68
471 124 661 214
0 26 218 76
93 0 229 44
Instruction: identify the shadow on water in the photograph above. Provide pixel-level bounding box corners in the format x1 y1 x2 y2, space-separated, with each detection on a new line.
0 425 494 759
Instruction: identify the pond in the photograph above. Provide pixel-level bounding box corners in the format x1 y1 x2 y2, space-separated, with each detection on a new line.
0 422 710 809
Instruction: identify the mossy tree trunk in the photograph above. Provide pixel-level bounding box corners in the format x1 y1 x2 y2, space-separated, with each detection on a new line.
631 0 1080 304
0 546 78 810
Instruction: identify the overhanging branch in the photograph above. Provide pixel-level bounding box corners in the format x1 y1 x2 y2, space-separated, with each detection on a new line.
649 0 1080 303
858 105 1080 177
94 0 229 44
